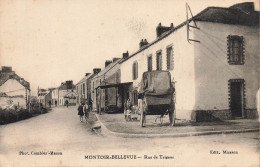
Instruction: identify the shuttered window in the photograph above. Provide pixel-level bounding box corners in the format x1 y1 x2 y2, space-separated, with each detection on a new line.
132 61 138 80
147 55 152 71
227 35 245 65
156 51 162 70
166 46 173 70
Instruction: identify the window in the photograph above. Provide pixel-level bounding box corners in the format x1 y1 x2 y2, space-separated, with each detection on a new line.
147 55 152 71
156 51 162 70
132 61 138 80
227 35 245 65
166 46 173 70
83 84 85 94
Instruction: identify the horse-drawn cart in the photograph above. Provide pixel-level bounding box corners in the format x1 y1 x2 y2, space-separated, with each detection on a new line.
138 71 175 127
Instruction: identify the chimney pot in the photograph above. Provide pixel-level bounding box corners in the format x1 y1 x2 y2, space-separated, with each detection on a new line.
105 60 112 67
122 51 129 59
156 23 173 37
139 39 149 49
93 68 101 74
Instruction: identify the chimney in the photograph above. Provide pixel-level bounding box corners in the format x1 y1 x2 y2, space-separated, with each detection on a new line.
112 58 120 63
66 80 73 89
105 60 112 67
139 39 149 49
9 75 14 79
156 23 174 37
93 68 101 74
85 73 91 76
2 66 12 73
122 51 129 59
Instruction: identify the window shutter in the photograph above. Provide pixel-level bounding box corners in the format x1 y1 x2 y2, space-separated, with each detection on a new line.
136 62 138 79
227 35 245 65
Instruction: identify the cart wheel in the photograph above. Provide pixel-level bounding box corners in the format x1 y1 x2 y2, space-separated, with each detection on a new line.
140 97 147 127
140 110 145 127
169 111 174 126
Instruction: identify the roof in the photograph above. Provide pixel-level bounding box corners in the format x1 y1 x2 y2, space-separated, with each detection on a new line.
76 73 95 85
119 2 259 64
58 82 76 90
93 58 121 79
194 5 259 26
0 72 30 90
38 89 51 96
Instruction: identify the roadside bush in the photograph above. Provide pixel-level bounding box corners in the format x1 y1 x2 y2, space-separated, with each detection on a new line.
31 106 48 114
18 109 32 120
0 102 50 125
0 108 32 125
0 109 17 125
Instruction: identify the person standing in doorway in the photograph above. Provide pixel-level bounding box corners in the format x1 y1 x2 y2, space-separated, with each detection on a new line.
65 100 69 108
55 100 57 107
78 103 84 122
48 100 51 108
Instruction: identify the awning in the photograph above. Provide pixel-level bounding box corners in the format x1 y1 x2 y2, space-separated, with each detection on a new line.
97 82 133 89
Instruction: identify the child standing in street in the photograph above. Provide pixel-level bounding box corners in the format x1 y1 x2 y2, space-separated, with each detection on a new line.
77 103 84 122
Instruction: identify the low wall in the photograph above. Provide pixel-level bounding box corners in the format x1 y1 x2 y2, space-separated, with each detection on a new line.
191 109 258 122
245 109 258 119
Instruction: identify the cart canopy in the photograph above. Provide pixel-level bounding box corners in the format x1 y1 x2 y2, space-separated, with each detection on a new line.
139 71 172 96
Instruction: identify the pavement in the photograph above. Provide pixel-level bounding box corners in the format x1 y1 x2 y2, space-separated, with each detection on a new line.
95 112 260 138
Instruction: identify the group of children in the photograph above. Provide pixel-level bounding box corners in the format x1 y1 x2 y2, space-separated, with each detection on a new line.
124 98 141 121
78 98 140 122
77 102 91 123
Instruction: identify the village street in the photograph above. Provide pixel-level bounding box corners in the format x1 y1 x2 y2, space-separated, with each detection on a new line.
0 106 259 167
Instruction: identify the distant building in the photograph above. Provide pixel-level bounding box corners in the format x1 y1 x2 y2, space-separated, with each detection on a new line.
51 87 59 106
119 2 260 120
37 88 52 107
76 69 100 105
91 58 122 112
0 66 30 110
58 80 77 106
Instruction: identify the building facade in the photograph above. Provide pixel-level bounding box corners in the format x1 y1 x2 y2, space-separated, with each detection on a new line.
76 70 99 105
0 66 30 110
51 88 59 106
91 58 121 112
58 80 77 106
119 2 259 120
37 89 52 107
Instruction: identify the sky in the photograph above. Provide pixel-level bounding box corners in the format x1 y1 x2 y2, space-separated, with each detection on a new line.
0 0 258 95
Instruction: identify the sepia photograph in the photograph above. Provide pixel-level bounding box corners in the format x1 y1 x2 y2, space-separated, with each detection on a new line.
0 0 259 166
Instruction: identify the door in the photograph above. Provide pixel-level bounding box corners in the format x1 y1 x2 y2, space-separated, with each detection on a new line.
230 80 244 117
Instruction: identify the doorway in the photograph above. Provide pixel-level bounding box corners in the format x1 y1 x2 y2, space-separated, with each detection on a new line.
229 79 244 118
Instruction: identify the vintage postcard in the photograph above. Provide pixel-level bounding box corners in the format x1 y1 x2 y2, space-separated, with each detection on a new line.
0 0 259 166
